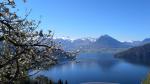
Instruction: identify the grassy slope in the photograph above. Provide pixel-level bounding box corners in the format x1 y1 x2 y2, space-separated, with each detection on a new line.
142 74 150 84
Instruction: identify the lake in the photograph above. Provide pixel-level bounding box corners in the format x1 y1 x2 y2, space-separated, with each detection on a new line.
35 53 150 84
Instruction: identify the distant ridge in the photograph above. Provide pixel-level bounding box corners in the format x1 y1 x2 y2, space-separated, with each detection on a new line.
93 35 130 48
54 35 132 53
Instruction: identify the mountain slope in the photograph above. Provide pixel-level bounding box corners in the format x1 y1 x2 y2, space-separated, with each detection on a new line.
115 43 150 65
92 35 131 48
142 38 150 45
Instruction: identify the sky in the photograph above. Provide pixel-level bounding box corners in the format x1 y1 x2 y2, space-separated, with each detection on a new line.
16 0 150 42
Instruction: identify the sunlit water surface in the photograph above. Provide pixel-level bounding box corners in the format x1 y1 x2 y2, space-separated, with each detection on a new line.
34 53 150 84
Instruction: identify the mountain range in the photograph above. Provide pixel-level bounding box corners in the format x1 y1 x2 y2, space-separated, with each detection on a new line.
54 35 150 53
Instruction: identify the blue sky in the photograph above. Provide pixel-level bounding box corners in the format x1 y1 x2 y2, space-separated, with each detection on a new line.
16 0 150 41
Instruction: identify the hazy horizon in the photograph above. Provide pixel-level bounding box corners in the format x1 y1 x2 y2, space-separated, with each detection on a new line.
54 34 149 42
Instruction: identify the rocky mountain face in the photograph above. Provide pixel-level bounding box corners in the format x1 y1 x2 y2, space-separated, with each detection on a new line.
54 38 92 51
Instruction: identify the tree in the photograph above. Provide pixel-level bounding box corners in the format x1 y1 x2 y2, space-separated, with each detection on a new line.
0 0 75 83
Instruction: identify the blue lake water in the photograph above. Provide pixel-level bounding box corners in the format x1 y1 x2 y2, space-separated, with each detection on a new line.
35 53 150 84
